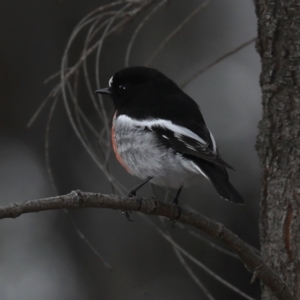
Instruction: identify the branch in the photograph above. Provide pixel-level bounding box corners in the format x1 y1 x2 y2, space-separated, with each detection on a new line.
0 191 294 300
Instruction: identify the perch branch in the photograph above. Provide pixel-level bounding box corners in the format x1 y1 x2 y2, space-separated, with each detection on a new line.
0 190 294 300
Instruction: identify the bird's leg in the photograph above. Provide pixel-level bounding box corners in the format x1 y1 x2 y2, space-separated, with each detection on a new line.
128 176 153 197
123 176 153 221
171 186 183 227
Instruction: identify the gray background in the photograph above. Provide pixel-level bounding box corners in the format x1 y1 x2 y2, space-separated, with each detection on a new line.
0 1 261 299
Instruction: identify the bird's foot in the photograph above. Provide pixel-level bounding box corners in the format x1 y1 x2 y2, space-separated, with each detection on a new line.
171 204 182 228
128 187 144 210
123 190 143 221
122 209 133 221
170 186 183 227
128 189 136 198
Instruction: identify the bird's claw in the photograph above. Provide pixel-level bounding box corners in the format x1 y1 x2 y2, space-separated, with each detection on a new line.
171 204 182 228
122 209 133 221
128 190 136 198
128 189 143 208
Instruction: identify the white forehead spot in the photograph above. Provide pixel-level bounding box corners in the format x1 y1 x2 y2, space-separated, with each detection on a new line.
109 76 113 88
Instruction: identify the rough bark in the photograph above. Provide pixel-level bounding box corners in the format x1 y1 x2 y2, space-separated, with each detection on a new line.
255 1 300 299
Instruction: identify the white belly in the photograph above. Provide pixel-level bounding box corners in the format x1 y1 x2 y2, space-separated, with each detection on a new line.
112 116 200 188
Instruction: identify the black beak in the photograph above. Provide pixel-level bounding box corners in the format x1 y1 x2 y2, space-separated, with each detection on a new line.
95 87 111 95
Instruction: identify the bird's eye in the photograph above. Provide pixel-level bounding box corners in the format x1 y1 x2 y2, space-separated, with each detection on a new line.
117 85 126 94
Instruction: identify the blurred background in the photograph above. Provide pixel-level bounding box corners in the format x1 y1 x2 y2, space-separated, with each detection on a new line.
0 0 261 299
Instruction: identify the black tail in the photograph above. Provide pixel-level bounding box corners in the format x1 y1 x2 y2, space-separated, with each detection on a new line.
193 158 244 204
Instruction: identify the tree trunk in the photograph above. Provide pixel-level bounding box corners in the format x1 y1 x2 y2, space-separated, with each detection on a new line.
255 1 300 299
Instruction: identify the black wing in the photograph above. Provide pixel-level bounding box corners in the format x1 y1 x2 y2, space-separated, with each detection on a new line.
150 125 235 170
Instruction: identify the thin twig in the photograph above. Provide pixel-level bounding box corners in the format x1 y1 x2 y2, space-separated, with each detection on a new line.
145 217 255 300
176 222 239 259
125 0 168 67
95 4 132 146
154 187 215 299
82 14 114 122
76 1 127 28
156 198 216 299
45 96 59 191
44 68 72 84
61 0 154 85
174 248 216 300
180 203 260 256
64 209 112 269
144 0 211 66
27 86 60 128
44 92 113 270
181 37 257 89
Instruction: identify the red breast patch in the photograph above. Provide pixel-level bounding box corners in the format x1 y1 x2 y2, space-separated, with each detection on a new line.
111 112 132 173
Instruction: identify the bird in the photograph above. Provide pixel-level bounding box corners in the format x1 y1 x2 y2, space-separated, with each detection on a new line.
95 66 244 219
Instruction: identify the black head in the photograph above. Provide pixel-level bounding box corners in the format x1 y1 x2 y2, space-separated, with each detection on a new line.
95 66 179 110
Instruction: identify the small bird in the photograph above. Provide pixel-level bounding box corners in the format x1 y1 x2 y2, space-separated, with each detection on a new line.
96 66 244 219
